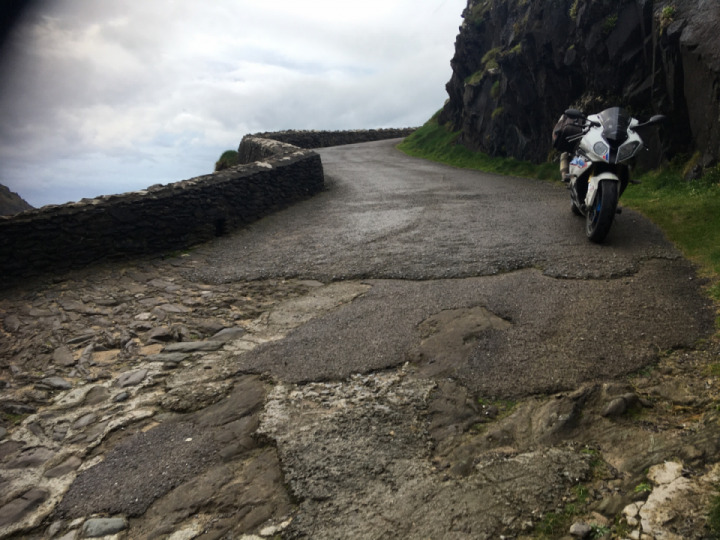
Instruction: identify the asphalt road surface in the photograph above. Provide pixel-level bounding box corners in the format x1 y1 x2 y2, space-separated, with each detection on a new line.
187 139 713 397
5 138 713 540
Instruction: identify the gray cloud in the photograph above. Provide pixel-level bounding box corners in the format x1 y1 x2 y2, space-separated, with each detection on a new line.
0 0 464 207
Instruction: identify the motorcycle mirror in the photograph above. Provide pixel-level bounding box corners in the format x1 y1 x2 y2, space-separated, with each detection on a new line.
564 108 584 119
636 115 667 129
648 114 667 125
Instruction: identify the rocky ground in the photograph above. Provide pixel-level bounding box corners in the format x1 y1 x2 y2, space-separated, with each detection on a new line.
1 248 720 539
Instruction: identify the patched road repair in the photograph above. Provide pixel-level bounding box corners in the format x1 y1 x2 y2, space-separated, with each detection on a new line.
1 139 717 539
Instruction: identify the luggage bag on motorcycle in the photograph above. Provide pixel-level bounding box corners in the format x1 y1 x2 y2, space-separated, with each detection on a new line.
552 114 583 153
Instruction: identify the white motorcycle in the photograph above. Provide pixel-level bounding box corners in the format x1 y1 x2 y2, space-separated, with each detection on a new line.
553 107 665 243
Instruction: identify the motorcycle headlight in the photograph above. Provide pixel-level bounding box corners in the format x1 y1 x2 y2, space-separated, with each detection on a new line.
617 141 641 162
593 142 609 160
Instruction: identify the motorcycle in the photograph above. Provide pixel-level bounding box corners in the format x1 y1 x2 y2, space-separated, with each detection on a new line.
553 107 665 243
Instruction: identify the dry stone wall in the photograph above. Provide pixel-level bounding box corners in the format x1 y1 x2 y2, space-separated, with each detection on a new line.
0 150 323 284
0 129 412 285
244 128 416 150
237 136 301 164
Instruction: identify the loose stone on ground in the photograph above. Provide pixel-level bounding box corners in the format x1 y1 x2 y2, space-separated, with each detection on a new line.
0 251 719 539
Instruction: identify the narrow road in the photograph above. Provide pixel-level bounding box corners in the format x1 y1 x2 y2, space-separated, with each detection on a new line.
2 139 715 539
190 138 712 397
192 139 677 282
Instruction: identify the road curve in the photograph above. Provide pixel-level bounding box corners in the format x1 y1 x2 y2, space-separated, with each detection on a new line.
191 138 678 283
187 138 713 397
2 138 713 540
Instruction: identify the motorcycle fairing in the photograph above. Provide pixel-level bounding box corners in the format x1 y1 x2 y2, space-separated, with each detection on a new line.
585 170 620 209
598 107 631 146
597 107 634 163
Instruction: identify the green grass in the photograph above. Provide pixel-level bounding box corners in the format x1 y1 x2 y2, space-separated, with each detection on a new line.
397 115 557 181
603 14 618 34
708 487 720 537
536 506 577 537
634 481 652 493
1 412 28 425
622 160 720 300
659 5 677 34
491 107 504 120
466 70 485 86
214 149 240 171
398 117 720 306
708 363 720 377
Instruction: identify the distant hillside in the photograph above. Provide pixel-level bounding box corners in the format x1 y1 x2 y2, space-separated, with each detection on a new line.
0 184 33 216
439 0 720 167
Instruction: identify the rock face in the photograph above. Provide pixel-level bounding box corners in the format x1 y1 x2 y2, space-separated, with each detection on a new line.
439 0 720 165
0 184 32 216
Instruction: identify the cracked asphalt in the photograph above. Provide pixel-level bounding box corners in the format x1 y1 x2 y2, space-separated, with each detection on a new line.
3 138 715 539
190 138 678 283
189 138 714 396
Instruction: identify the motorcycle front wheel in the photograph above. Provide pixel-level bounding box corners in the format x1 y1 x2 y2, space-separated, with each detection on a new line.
571 200 583 216
585 180 618 243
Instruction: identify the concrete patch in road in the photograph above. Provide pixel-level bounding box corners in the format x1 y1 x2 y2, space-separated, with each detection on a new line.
243 281 371 339
414 306 512 378
234 259 713 396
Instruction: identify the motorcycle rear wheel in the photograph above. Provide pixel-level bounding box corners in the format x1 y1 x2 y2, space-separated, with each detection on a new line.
585 180 618 243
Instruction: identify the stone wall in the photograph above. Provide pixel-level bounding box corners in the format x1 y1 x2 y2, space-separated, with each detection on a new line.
243 128 417 151
0 129 412 285
237 136 302 164
0 149 322 284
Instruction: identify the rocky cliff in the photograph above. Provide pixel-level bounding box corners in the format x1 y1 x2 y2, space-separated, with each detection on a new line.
0 183 33 216
439 0 720 167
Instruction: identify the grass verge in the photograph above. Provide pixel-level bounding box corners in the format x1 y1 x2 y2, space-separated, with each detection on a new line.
398 117 720 305
621 159 720 301
397 114 557 181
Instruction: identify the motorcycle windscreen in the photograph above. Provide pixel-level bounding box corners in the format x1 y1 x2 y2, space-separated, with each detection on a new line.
599 107 631 146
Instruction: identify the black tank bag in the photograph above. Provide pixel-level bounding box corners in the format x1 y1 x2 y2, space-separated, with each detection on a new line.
552 114 583 153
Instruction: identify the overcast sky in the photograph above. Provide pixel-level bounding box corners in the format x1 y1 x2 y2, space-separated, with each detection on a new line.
0 0 465 208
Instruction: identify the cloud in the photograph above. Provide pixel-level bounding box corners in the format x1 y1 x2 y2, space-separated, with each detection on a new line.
0 0 464 207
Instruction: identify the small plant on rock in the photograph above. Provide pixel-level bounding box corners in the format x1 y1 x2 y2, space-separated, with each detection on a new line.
603 14 618 34
591 524 611 538
465 70 485 86
481 47 502 71
659 4 676 31
574 484 589 504
662 4 676 20
634 481 652 493
214 150 240 171
1 411 27 425
569 0 580 18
